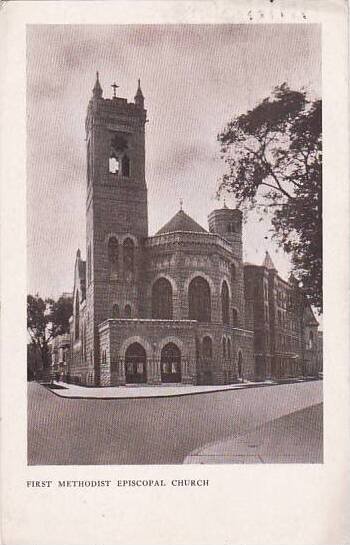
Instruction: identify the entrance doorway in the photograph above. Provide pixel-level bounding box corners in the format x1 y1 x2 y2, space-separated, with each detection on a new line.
161 343 181 383
125 343 147 383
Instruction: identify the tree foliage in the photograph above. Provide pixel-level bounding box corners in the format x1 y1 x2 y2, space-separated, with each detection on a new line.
27 294 73 369
218 84 322 311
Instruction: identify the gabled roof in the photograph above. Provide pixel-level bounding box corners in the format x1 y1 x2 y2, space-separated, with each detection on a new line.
262 251 277 271
156 209 207 235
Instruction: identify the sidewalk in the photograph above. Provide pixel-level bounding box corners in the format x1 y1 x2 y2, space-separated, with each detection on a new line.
44 377 319 399
183 403 323 464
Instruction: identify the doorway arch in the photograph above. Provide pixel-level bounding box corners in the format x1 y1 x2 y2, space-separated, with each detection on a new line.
125 342 147 383
161 343 181 383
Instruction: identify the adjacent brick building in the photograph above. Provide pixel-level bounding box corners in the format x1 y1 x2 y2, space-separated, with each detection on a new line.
68 74 320 386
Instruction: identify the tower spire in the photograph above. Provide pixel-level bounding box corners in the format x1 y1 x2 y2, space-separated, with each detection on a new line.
134 78 144 108
92 71 103 98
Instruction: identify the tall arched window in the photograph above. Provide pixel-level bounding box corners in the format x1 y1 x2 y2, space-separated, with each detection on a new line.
122 155 130 177
87 243 91 284
108 237 118 274
109 156 120 174
124 304 131 318
223 337 227 359
221 281 230 324
232 308 238 328
74 292 80 340
227 338 232 360
188 276 211 322
161 343 181 383
152 278 173 319
123 238 134 274
202 336 213 359
231 263 236 283
112 304 120 318
309 330 314 349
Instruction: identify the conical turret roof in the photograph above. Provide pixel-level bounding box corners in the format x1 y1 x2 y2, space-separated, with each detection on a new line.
156 209 207 235
262 251 277 270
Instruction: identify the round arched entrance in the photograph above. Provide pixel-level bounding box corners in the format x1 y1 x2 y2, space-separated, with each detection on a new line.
160 343 181 383
125 342 147 384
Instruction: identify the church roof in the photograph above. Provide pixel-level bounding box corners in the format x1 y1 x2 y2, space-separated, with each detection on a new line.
262 251 277 270
156 209 207 235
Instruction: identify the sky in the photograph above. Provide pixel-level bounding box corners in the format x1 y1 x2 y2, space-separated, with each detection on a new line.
27 24 321 300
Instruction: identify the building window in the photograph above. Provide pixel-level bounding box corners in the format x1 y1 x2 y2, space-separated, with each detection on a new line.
112 304 120 318
309 331 314 349
223 338 227 359
221 281 230 325
87 139 91 184
124 304 132 318
227 338 232 360
188 276 211 322
108 237 119 274
74 292 80 340
87 243 91 284
232 308 238 328
202 336 213 359
231 263 236 283
123 238 134 274
122 155 130 177
152 278 173 319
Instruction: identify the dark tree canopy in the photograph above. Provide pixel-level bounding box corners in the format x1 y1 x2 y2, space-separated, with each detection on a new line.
27 294 73 369
218 84 322 311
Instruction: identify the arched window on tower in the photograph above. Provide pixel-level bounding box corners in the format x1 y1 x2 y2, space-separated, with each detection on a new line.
188 276 211 322
232 308 238 328
122 155 130 177
309 330 314 349
223 337 227 359
227 338 232 360
74 292 80 340
112 304 120 318
124 304 132 318
108 237 118 274
123 238 134 275
152 278 173 319
231 263 236 283
221 281 230 324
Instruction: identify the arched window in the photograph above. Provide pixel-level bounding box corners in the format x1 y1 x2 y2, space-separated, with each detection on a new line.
124 304 131 318
238 351 243 379
232 308 238 327
221 281 230 324
108 237 118 274
161 343 181 383
123 238 134 274
152 278 173 319
112 304 120 318
188 276 211 322
202 336 213 359
122 155 130 177
74 292 80 340
309 330 314 349
223 338 227 359
231 263 236 283
125 342 146 384
227 338 232 359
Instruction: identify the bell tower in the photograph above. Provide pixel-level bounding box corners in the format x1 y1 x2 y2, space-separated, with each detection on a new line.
85 73 148 385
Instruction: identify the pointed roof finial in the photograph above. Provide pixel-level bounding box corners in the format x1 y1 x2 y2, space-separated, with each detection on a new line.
262 250 277 271
223 198 228 209
179 198 183 211
93 71 103 98
135 78 144 107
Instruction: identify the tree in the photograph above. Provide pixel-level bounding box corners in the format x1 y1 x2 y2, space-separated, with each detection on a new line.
27 294 73 370
217 84 322 311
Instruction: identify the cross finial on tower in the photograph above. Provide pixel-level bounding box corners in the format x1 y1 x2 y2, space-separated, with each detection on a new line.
111 82 119 99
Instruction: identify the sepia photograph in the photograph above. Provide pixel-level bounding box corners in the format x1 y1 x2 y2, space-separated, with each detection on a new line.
26 23 323 466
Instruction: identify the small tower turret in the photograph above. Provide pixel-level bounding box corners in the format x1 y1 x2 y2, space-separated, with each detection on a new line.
208 205 243 259
134 79 144 108
92 71 103 99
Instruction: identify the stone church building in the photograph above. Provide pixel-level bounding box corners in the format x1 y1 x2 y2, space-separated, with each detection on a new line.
68 74 320 387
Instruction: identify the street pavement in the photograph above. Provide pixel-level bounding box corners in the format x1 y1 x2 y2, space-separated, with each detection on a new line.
27 380 322 465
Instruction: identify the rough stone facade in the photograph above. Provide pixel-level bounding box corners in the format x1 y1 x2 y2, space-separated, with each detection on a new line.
68 75 320 386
